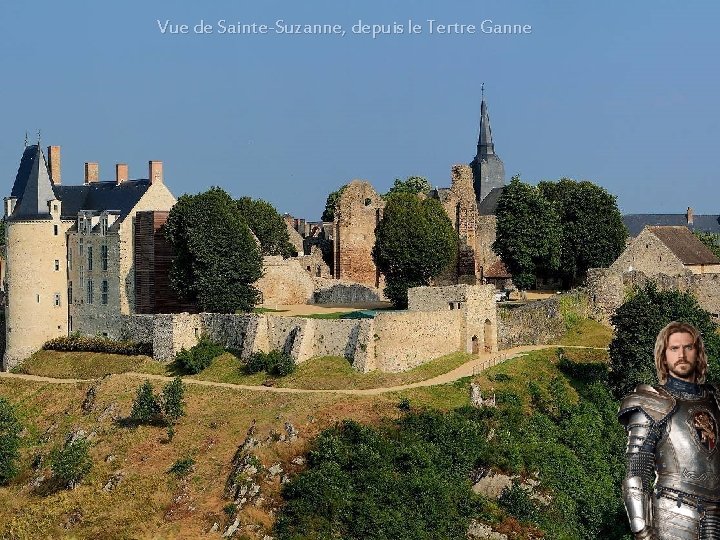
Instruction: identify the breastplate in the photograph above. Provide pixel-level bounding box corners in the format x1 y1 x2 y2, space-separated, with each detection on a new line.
656 389 720 500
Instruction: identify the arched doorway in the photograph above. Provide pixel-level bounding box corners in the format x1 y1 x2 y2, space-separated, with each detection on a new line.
471 335 479 354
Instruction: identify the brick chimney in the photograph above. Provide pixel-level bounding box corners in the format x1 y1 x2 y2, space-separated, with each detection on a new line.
116 163 128 184
84 162 99 184
47 145 61 185
687 206 694 226
149 160 163 184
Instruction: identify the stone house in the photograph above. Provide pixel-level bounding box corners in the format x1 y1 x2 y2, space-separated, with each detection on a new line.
3 143 176 370
610 225 720 276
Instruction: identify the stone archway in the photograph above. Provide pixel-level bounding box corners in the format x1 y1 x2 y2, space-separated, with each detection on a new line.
471 335 479 354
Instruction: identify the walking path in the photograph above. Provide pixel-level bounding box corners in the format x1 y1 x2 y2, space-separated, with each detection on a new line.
0 345 607 396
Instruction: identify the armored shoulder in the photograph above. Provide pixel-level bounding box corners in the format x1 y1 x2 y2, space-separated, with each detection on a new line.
618 384 675 424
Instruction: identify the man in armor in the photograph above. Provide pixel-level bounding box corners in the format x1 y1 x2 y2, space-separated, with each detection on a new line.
619 321 720 539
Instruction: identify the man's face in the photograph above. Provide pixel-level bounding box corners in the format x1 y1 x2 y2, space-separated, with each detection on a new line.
665 331 699 382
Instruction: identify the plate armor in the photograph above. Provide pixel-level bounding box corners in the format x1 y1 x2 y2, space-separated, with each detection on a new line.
619 377 720 539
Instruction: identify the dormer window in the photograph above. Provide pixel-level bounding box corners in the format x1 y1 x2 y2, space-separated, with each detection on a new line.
100 216 108 236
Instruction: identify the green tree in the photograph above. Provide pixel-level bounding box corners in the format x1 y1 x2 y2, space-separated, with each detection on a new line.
538 179 627 287
175 336 225 374
164 187 262 313
493 176 562 290
385 176 432 197
373 192 457 308
50 437 92 489
693 230 720 260
131 380 162 424
162 377 186 425
0 398 22 485
236 196 296 257
321 185 347 222
608 283 720 399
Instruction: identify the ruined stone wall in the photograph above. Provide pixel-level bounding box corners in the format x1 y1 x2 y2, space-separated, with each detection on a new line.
120 314 155 344
497 299 565 350
373 310 464 372
333 180 385 288
610 228 687 276
476 215 501 276
151 312 203 362
256 256 315 306
296 247 332 278
313 279 384 304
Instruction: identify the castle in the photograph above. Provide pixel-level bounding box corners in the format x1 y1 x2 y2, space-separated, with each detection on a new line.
3 143 176 369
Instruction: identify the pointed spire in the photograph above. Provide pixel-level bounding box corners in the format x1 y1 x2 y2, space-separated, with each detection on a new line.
10 144 56 219
24 131 28 148
477 86 495 156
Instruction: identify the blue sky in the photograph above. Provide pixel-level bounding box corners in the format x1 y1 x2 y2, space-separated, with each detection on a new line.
2 1 719 219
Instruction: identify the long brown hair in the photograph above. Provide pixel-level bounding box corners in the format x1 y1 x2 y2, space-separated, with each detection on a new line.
654 321 707 384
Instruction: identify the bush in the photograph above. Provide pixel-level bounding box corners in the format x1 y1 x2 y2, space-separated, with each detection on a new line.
243 350 295 377
0 398 22 485
175 337 225 374
162 377 186 424
168 456 195 477
43 335 152 356
50 437 92 489
131 380 161 424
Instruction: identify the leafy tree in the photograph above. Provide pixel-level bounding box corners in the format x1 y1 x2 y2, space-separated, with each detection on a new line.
236 196 296 257
493 176 562 290
162 377 186 425
0 398 22 485
608 283 720 399
131 380 162 424
384 176 432 197
538 179 627 287
373 192 458 308
50 437 92 489
321 185 347 222
693 230 720 260
164 187 262 313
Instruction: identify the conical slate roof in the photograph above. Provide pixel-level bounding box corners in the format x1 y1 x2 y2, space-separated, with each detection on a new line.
9 144 56 219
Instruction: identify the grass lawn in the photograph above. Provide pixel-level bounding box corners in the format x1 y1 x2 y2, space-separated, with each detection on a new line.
11 350 167 379
559 318 613 348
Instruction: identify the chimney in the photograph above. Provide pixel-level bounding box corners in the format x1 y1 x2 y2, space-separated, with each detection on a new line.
84 162 99 184
687 207 694 226
149 160 163 184
116 163 128 184
47 145 61 185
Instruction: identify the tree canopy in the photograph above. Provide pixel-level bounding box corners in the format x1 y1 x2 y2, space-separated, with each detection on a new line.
608 283 720 399
236 196 296 257
164 187 262 313
384 176 432 197
493 176 562 290
373 192 457 308
538 179 627 287
693 230 720 260
321 185 347 222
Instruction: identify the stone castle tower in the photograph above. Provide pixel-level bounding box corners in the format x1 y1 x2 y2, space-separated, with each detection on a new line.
470 91 505 202
4 144 73 368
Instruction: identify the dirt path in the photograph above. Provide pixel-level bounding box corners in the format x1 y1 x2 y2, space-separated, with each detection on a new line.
0 345 607 395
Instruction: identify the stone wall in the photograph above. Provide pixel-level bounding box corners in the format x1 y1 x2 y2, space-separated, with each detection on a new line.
313 279 384 304
610 228 687 276
497 299 565 349
373 310 464 372
256 256 315 306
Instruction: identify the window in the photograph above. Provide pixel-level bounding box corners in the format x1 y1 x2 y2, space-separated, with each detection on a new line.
36 294 40 303
87 279 93 304
101 280 108 305
54 259 60 271
87 246 93 271
100 217 107 236
54 224 58 236
79 238 84 256
68 281 73 304
54 293 61 307
101 244 108 271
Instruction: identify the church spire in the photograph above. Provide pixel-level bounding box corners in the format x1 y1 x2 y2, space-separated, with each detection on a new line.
477 86 495 156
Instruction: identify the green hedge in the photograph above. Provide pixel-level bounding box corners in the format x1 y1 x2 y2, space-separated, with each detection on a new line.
43 335 152 356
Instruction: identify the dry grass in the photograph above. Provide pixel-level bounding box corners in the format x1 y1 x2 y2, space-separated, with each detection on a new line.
12 350 166 379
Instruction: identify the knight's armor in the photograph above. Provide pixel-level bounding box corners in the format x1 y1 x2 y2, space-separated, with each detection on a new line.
619 376 720 539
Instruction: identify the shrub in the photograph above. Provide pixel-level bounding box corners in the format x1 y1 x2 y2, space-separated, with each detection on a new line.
43 335 152 356
50 437 92 489
162 377 186 425
0 398 22 485
131 381 161 424
244 350 296 377
175 337 225 374
168 456 195 477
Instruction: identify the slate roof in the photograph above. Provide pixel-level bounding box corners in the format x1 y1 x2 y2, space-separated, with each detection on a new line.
647 226 720 266
623 214 720 237
9 144 152 221
478 186 504 215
